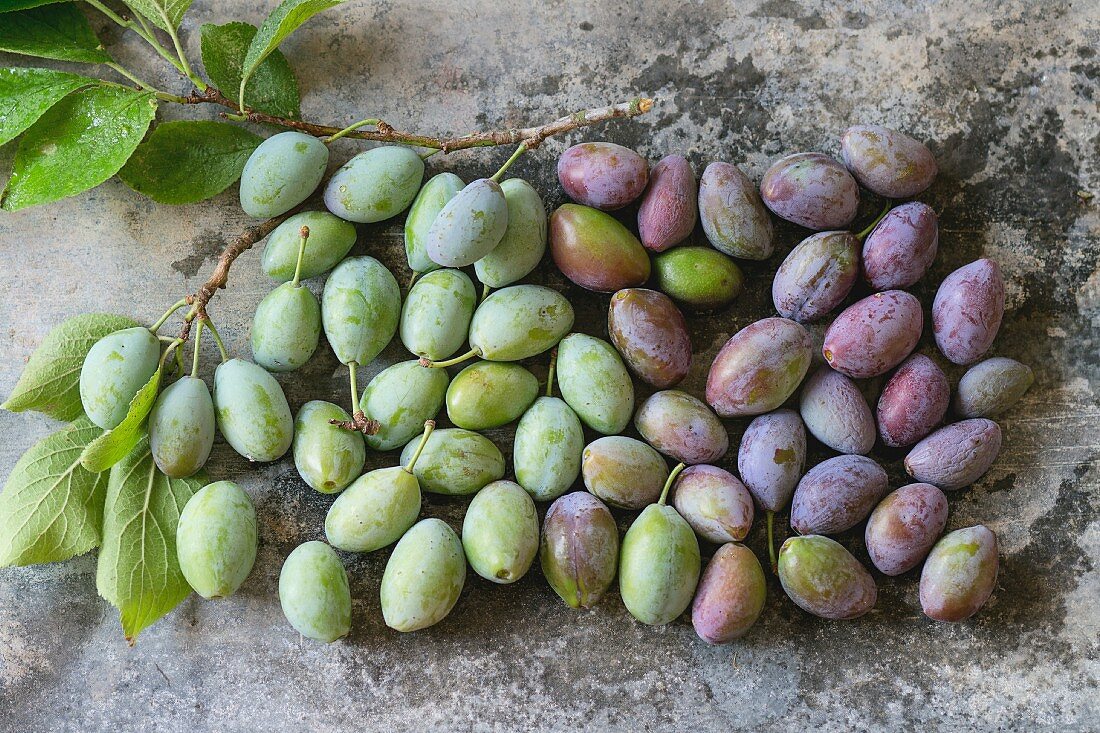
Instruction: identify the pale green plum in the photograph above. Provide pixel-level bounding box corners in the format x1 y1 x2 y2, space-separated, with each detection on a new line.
251 282 321 372
279 541 351 643
148 376 215 478
176 481 257 599
461 480 539 583
324 145 424 223
399 428 504 495
473 178 547 288
381 518 465 632
426 178 509 267
325 466 421 552
446 361 538 430
79 326 161 430
321 256 401 367
239 132 328 218
261 211 356 282
619 501 701 625
405 172 464 274
400 268 477 361
213 359 293 462
292 400 365 494
459 285 574 362
513 396 584 501
361 360 449 451
556 333 634 434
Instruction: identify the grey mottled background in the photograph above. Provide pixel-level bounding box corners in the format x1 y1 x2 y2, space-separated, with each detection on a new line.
1 0 1098 731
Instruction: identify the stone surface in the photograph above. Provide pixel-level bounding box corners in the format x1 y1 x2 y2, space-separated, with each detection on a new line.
1 0 1099 731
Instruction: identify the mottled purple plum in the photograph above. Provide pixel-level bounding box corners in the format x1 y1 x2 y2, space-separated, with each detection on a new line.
581 436 668 509
822 290 923 378
772 231 859 323
865 483 948 576
557 142 648 211
862 202 939 291
692 543 766 643
759 153 859 230
799 366 875 455
549 204 650 292
954 357 1034 418
790 455 888 536
671 465 753 544
540 492 619 608
841 124 938 198
737 409 806 512
778 535 877 620
904 418 1002 490
933 259 1006 365
698 162 774 260
876 354 950 448
638 154 697 252
635 390 728 465
607 288 691 389
706 317 813 417
920 525 998 622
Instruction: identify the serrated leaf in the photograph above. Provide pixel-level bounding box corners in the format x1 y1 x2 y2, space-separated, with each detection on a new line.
97 439 203 643
199 21 300 119
122 0 191 33
3 313 140 421
0 68 96 148
1 85 156 211
79 363 162 473
0 417 108 567
0 4 110 63
0 0 69 13
239 0 341 108
118 120 263 204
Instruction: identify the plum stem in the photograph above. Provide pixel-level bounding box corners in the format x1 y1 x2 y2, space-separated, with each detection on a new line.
546 347 558 398
490 143 527 182
658 463 686 506
202 317 229 363
190 320 203 377
348 361 361 416
150 298 189 333
290 226 310 287
323 118 383 144
407 271 420 290
480 282 492 303
420 348 479 369
857 203 892 241
403 420 436 473
767 511 778 574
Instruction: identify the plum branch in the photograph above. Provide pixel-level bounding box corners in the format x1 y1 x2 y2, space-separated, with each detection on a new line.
176 95 655 342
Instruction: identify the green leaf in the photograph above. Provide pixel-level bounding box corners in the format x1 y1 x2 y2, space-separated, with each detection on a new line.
0 68 96 148
0 417 108 567
96 439 204 643
199 22 300 118
0 0 70 13
123 0 192 33
79 362 162 473
2 313 140 421
118 120 263 204
0 4 110 63
239 0 342 108
1 85 157 211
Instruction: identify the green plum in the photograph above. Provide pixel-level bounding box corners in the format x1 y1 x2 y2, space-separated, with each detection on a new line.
360 360 449 451
426 178 509 267
322 256 401 367
79 326 161 430
213 358 293 462
461 480 539 583
325 422 434 553
261 211 356 282
400 268 477 361
653 246 744 311
514 396 584 502
324 145 424 223
405 172 464 275
446 361 539 430
251 281 321 372
292 400 365 494
556 333 634 434
399 427 504 495
381 518 465 632
176 481 257 599
279 541 351 643
239 131 328 218
582 435 669 509
148 376 215 478
473 178 547 288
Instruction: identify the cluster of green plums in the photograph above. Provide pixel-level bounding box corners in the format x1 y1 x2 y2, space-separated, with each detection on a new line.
75 122 1023 644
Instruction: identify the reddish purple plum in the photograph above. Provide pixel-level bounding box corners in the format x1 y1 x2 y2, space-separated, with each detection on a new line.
540 492 619 609
876 354 950 448
841 124 938 198
638 154 696 252
692 543 766 643
933 258 1005 365
759 153 859 230
862 202 939 291
557 142 648 211
772 231 859 323
865 483 948 576
790 455 888 536
822 290 923 378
